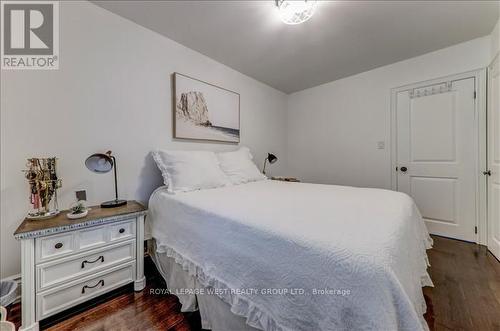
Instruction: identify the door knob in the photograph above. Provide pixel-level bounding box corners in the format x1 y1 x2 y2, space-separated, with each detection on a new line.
400 166 408 173
483 170 492 176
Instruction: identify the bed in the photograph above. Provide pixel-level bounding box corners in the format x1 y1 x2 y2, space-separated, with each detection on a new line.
148 179 433 331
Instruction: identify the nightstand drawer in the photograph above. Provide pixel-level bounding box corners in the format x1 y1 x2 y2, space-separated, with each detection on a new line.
36 232 75 261
78 225 107 250
36 262 135 320
37 240 136 291
109 220 135 242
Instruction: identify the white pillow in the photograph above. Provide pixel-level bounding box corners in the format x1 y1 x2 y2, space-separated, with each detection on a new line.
216 147 267 185
152 149 230 193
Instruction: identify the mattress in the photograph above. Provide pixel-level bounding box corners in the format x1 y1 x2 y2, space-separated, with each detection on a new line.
148 180 433 331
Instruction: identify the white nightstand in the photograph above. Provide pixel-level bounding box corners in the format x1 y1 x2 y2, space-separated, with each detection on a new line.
14 201 147 331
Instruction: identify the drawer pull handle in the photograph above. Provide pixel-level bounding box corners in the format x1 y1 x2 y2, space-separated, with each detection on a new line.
54 243 63 249
119 228 125 234
81 256 104 269
82 279 104 294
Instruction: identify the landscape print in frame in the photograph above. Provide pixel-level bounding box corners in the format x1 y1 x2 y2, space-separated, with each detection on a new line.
173 72 240 143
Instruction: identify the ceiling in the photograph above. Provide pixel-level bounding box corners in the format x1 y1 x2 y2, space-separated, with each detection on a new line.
93 1 499 94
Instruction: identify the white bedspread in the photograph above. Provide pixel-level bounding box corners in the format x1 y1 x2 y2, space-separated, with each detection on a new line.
148 180 433 331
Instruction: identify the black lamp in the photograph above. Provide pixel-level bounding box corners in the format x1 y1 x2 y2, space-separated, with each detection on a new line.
85 151 127 208
262 153 278 174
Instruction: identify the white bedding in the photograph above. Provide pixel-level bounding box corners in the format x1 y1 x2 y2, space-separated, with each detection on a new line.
148 180 433 331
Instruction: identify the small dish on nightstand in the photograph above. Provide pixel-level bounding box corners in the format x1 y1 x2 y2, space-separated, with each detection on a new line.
271 176 300 182
66 209 88 219
66 201 89 219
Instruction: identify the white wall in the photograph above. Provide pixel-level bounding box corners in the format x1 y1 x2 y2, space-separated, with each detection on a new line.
492 19 500 58
287 37 491 188
0 1 288 278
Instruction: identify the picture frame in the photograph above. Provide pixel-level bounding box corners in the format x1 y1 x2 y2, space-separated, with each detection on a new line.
173 72 240 143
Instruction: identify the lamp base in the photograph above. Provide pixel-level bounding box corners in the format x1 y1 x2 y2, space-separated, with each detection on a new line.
100 199 127 208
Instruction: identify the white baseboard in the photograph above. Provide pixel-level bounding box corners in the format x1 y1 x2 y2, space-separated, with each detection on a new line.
1 274 21 305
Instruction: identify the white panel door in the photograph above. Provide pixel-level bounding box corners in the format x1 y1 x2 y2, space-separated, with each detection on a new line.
396 77 477 242
488 56 500 260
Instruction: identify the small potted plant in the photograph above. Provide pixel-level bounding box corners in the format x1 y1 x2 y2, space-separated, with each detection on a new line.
66 200 89 219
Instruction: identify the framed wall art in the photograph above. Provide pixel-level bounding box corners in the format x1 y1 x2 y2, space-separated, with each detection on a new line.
173 72 240 143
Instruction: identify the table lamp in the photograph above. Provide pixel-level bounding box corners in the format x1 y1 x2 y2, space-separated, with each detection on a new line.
262 153 278 174
85 151 127 208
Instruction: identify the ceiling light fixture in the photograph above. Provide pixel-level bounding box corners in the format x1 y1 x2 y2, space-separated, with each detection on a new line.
275 0 316 25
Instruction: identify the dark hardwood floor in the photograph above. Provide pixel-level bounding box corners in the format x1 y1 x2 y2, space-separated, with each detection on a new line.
422 236 500 331
6 236 500 330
